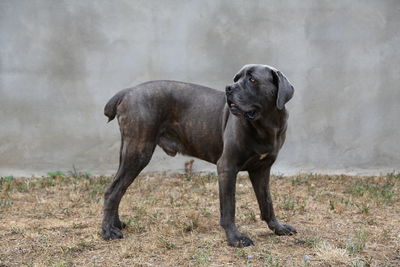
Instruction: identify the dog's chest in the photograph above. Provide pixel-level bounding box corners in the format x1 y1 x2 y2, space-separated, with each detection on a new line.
239 151 275 170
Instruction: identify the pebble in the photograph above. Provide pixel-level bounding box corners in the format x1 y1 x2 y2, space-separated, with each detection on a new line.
304 255 312 261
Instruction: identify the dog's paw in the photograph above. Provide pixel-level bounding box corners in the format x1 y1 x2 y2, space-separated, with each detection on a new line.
273 223 297 236
102 224 124 240
114 219 127 230
228 235 254 247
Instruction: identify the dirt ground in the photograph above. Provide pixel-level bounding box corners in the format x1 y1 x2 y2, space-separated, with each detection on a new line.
0 171 399 266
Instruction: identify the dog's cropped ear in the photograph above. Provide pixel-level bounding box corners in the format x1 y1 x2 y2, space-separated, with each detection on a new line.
272 70 294 110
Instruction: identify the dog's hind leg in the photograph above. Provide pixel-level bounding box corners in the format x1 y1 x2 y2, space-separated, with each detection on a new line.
101 131 156 240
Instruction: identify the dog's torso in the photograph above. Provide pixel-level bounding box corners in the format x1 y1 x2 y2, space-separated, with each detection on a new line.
107 80 288 171
112 80 227 164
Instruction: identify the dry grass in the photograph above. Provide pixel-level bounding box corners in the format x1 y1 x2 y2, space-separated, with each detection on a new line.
1 171 399 266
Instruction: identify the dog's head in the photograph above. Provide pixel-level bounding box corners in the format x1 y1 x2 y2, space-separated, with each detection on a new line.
225 64 294 120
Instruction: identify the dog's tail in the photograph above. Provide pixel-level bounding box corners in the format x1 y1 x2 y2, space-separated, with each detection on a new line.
104 89 128 122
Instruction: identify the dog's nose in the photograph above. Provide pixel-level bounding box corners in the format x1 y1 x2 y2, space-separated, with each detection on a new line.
225 85 233 93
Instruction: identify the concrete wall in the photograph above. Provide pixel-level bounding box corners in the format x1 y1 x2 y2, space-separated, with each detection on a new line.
1 0 399 176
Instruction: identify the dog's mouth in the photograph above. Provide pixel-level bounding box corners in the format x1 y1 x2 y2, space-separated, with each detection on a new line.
227 99 257 120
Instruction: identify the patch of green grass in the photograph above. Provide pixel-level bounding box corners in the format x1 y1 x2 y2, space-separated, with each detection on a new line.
125 206 148 233
346 173 399 205
347 230 369 255
87 184 106 202
0 175 14 185
282 196 295 211
131 217 146 233
1 176 29 192
1 172 112 197
199 207 212 217
47 171 66 179
192 247 211 266
290 173 319 187
349 181 396 205
245 209 257 223
386 171 400 181
16 182 28 192
39 177 58 187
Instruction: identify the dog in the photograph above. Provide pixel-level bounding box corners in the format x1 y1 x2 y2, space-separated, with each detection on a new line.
102 64 296 247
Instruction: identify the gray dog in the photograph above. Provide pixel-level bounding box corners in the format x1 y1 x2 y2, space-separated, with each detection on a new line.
102 64 296 247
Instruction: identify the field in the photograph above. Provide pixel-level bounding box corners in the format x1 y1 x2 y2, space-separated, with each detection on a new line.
0 170 399 266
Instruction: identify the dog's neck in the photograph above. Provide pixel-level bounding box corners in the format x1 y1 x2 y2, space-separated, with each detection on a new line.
245 106 288 141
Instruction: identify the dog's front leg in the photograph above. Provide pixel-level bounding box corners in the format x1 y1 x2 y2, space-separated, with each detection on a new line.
217 162 254 247
248 165 297 236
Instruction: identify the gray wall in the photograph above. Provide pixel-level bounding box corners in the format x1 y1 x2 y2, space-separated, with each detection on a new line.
1 0 399 176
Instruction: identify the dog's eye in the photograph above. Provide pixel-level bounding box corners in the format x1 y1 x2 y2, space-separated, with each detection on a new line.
249 77 256 83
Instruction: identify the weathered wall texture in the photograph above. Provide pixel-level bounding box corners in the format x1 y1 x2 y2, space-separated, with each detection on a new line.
1 0 399 176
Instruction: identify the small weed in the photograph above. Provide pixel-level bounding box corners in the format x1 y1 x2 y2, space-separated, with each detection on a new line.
0 175 14 185
47 171 66 179
200 207 212 217
348 176 397 205
297 237 321 248
192 247 211 265
42 177 57 187
282 196 295 211
263 252 281 267
236 248 248 259
355 203 370 214
0 199 13 209
88 185 106 202
131 218 146 233
291 174 315 186
18 182 29 192
128 206 147 233
69 165 80 179
83 172 92 179
53 259 73 267
244 209 257 223
201 172 218 183
184 215 199 232
97 176 111 185
329 200 335 211
352 257 373 267
147 211 162 224
10 226 25 235
347 230 369 255
159 236 176 249
386 171 400 181
184 160 194 181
